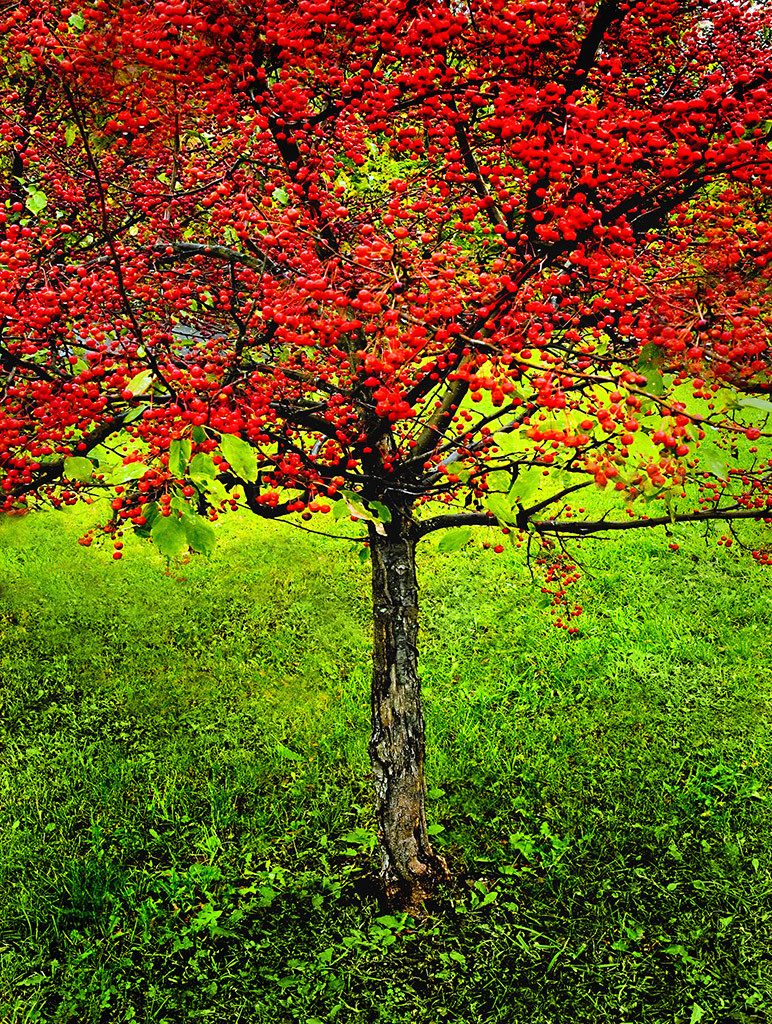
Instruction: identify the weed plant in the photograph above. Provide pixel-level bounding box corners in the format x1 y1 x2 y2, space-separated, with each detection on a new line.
0 506 770 1023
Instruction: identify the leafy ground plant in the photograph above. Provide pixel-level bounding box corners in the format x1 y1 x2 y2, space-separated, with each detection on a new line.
0 507 771 1022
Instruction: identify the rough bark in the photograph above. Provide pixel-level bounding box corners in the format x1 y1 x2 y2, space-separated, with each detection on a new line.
368 511 446 891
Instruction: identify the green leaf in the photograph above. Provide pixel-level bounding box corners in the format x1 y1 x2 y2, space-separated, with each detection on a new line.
125 370 154 396
699 447 728 481
340 490 387 534
189 453 216 482
87 444 118 466
151 514 188 559
368 500 392 523
64 124 78 147
739 396 772 413
438 528 473 553
641 368 664 396
134 502 159 538
170 494 194 517
188 454 229 503
493 429 526 457
111 461 147 484
181 514 216 556
68 11 85 29
276 742 304 761
168 438 192 478
486 470 511 492
715 388 740 412
627 430 659 462
204 479 230 504
123 405 147 424
637 342 663 370
331 499 349 520
689 1005 706 1024
510 467 544 505
484 493 518 526
192 425 207 443
63 456 93 483
220 433 257 482
25 190 47 215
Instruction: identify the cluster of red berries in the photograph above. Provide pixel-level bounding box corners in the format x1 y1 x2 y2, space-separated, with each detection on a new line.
77 524 125 560
536 551 583 632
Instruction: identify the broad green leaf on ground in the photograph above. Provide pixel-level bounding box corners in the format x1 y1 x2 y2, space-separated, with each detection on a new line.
63 456 93 483
151 513 188 559
220 433 258 482
276 742 304 761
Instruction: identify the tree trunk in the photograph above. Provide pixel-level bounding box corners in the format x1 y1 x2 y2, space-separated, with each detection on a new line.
368 512 446 892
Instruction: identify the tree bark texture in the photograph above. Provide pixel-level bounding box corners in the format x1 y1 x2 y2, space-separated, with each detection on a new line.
368 513 443 887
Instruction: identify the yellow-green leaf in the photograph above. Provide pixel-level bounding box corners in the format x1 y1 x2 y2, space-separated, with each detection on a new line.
63 456 93 483
438 528 473 553
181 514 216 556
168 438 192 478
125 370 154 396
151 514 188 559
220 433 257 483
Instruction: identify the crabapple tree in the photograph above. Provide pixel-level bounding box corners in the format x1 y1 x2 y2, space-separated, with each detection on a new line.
2 0 772 891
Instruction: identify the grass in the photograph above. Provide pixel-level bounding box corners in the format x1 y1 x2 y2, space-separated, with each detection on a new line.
0 504 771 1023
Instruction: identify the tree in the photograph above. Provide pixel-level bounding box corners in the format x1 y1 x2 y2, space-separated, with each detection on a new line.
1 0 772 895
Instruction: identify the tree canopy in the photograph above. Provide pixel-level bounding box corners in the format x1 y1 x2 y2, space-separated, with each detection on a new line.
2 0 772 887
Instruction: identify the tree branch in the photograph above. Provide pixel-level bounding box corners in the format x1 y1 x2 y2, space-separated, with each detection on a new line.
532 506 765 536
415 504 766 539
152 241 286 278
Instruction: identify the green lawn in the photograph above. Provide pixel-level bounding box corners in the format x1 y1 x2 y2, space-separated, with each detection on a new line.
0 505 771 1023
